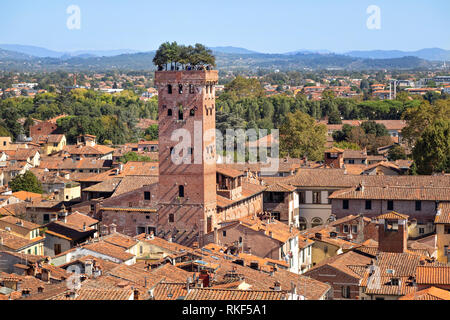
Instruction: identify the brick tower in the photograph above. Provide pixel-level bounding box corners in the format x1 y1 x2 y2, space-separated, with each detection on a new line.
376 212 409 253
155 70 219 244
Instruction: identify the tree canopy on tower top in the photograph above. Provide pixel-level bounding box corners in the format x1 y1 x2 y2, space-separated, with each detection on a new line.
153 42 216 71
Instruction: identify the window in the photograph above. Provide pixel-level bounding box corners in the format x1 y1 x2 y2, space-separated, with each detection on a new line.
328 191 333 204
342 286 351 299
140 246 143 254
178 84 183 94
415 201 422 211
190 109 195 117
90 204 95 211
169 214 174 223
223 231 227 237
167 84 172 94
329 153 338 159
178 185 185 198
43 214 50 223
167 109 173 116
348 159 355 164
178 109 183 120
264 192 284 203
272 212 281 221
343 225 349 233
445 226 450 234
419 228 425 234
312 191 321 204
54 244 62 255
189 84 194 94
352 225 358 234
144 191 151 200
137 226 146 234
299 191 306 204
365 200 372 210
387 200 394 211
299 217 307 231
444 246 449 256
311 217 323 228
385 219 399 232
343 200 349 210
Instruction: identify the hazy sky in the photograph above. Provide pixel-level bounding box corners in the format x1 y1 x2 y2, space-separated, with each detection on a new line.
1 0 449 53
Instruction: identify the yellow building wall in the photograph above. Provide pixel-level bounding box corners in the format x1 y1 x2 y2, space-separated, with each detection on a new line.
42 136 66 155
436 224 450 264
311 240 341 266
63 184 81 201
19 242 44 256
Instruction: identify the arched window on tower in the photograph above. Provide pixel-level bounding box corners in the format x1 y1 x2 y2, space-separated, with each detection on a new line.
167 109 173 116
190 109 195 117
178 109 183 120
189 84 195 94
168 84 172 94
179 185 185 198
179 84 183 94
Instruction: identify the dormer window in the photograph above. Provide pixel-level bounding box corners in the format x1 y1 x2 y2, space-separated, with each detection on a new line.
385 219 399 232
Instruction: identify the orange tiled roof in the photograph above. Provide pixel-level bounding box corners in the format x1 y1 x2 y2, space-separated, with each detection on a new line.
11 191 42 201
435 202 450 224
399 286 450 300
0 216 40 230
184 288 288 300
416 266 450 285
376 211 409 220
48 288 133 300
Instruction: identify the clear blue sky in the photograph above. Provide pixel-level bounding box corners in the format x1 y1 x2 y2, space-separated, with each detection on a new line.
0 0 449 53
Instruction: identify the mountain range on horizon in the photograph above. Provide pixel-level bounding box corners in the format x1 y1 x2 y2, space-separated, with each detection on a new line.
1 44 450 61
0 44 448 72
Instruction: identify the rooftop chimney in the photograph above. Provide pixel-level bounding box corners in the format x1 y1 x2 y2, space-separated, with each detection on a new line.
84 260 93 277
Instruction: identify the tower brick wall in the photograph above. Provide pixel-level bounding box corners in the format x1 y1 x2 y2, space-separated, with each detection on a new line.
155 70 219 236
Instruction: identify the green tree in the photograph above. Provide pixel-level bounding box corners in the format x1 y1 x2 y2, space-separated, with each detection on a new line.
412 119 450 174
119 152 153 164
402 100 450 146
9 171 43 194
144 124 159 140
280 111 326 161
387 145 407 161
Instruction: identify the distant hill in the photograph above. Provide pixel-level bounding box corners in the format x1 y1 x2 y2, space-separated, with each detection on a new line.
0 48 34 60
0 44 63 58
0 45 443 72
345 48 450 61
210 46 259 55
0 44 140 58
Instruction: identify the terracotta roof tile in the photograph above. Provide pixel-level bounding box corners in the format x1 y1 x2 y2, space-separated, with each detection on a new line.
416 266 450 285
399 286 450 300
